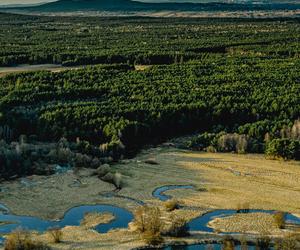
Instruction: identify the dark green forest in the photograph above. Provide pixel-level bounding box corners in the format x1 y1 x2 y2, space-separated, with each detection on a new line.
0 14 299 67
0 13 299 178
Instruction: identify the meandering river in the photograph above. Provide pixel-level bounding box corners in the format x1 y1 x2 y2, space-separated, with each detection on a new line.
0 185 299 248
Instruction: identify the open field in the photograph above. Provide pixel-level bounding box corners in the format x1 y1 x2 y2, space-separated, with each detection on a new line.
141 10 300 18
0 169 126 220
0 63 152 78
208 213 281 234
0 64 84 77
115 147 300 215
3 145 299 220
0 145 299 249
6 10 300 18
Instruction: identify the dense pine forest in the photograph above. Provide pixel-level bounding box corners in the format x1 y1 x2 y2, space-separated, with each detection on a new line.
0 13 299 178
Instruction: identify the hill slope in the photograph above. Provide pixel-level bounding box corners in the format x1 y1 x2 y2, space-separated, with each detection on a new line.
6 0 300 12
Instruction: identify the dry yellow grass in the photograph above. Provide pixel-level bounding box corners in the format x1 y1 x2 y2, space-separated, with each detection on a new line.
0 146 299 249
115 147 300 215
2 147 296 223
174 151 300 214
80 212 115 229
34 227 144 250
140 10 300 18
208 213 281 235
0 168 131 220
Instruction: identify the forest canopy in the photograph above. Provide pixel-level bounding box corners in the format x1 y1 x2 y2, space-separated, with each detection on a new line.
0 13 299 170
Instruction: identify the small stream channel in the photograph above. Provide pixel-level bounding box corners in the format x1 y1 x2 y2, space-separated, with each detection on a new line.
188 209 300 232
152 185 195 201
0 205 133 234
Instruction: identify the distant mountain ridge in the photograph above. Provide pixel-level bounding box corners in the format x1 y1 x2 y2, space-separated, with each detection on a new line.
3 0 300 12
0 3 46 8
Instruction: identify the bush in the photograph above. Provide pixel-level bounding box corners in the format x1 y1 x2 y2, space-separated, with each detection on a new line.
95 164 110 177
274 233 298 250
239 236 248 250
187 132 216 150
144 159 159 165
99 171 123 189
291 120 300 140
142 231 164 246
164 199 179 212
113 172 123 189
106 137 125 160
90 157 100 168
218 133 249 154
206 145 217 153
100 172 114 183
5 230 51 250
273 211 286 229
133 206 148 233
48 227 62 243
222 236 235 250
280 119 300 140
166 215 189 237
188 131 264 154
74 153 92 168
133 206 164 246
265 139 300 160
256 235 271 250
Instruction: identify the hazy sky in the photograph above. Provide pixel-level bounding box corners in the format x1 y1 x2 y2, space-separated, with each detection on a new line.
0 0 285 6
0 0 216 6
0 0 55 5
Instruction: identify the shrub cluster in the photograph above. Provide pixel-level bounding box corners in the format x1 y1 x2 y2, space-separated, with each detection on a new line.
164 199 179 212
48 227 62 243
273 211 286 229
187 120 300 160
266 139 300 160
133 205 190 246
274 233 299 250
165 215 189 237
133 206 164 246
5 230 51 250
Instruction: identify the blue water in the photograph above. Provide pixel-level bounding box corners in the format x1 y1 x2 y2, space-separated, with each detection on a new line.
152 185 195 201
285 213 300 225
162 243 258 250
0 183 299 247
0 184 195 244
188 209 300 233
152 185 300 234
0 204 9 214
0 204 133 234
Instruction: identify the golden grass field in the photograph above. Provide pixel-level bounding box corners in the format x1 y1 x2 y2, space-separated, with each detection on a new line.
208 213 281 235
116 147 300 215
0 146 299 249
